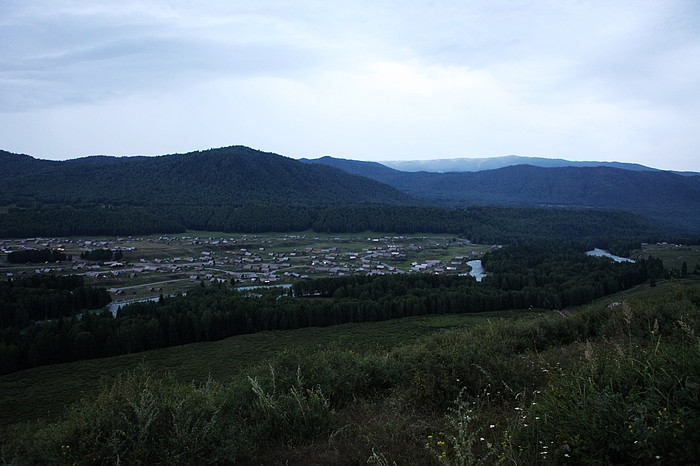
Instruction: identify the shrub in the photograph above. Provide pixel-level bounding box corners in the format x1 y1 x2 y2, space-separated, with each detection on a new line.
247 364 335 444
4 365 249 465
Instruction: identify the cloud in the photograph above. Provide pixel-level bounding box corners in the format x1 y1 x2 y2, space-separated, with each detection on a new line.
0 1 335 111
0 0 699 171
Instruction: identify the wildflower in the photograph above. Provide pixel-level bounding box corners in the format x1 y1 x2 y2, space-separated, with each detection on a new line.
490 424 495 428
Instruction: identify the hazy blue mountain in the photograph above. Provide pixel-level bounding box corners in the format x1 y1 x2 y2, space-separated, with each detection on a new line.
381 155 697 176
299 156 401 181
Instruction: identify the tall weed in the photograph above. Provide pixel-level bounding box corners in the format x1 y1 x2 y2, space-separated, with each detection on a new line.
4 364 249 465
247 364 335 444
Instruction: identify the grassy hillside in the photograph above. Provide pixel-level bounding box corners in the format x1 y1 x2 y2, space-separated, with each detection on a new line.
0 310 525 426
2 279 698 464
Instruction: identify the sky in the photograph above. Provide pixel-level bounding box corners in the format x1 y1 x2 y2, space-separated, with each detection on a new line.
1 0 699 171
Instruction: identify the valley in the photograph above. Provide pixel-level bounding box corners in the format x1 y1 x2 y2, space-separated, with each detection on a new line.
3 0 699 460
1 232 493 306
1 147 698 465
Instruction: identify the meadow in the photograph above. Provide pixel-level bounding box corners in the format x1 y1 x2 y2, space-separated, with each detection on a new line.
633 242 700 274
0 309 531 426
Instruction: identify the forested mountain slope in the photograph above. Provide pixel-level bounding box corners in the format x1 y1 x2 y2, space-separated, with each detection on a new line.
305 157 700 232
0 147 687 239
0 147 413 206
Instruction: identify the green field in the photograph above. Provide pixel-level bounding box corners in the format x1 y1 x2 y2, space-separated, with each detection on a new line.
633 242 700 274
0 309 535 426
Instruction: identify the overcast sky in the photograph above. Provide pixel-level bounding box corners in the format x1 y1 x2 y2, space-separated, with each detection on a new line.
1 0 699 171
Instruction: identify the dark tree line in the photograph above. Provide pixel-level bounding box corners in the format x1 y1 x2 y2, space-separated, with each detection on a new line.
80 249 122 261
7 248 67 264
0 275 111 330
295 242 664 311
479 241 664 309
0 206 185 238
1 204 663 245
0 242 663 375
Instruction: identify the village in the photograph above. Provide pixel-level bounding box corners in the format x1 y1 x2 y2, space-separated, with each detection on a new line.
0 232 492 305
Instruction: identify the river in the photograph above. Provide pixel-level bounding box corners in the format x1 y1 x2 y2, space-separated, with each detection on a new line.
585 248 635 263
465 260 486 282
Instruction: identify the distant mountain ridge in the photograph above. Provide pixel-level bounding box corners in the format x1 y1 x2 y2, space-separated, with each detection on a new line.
0 147 413 207
380 155 698 176
303 156 700 233
3 147 699 236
